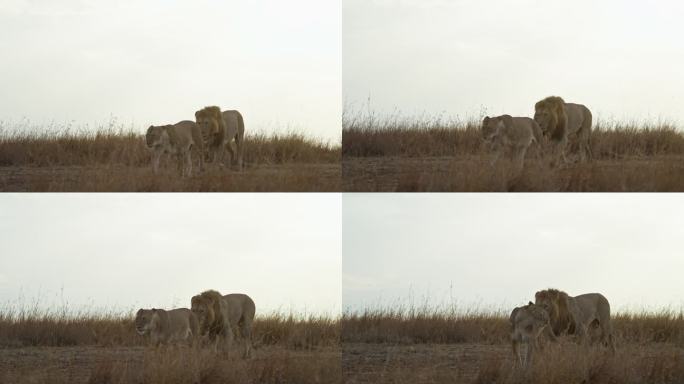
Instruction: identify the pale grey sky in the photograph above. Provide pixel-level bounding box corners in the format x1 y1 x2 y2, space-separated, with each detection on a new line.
344 0 684 124
0 194 341 316
0 0 341 142
343 194 684 312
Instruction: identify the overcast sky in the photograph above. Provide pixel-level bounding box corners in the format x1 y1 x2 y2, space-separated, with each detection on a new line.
344 194 684 313
344 0 684 124
0 0 341 141
0 194 341 316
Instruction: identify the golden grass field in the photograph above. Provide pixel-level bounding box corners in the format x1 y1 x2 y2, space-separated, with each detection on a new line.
341 306 684 384
343 114 684 191
0 307 341 384
0 125 340 192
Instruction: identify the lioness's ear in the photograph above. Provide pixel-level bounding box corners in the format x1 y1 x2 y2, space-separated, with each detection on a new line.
502 115 514 128
528 301 534 305
483 116 489 124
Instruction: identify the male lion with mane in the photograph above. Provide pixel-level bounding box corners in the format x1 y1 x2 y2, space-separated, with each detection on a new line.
533 96 593 164
190 290 255 357
145 120 204 177
481 114 542 170
510 301 556 367
535 288 615 352
195 106 245 170
135 308 199 346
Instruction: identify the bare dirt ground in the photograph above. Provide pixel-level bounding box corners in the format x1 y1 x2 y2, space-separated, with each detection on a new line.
342 342 684 384
0 162 341 192
342 155 684 192
343 343 507 384
0 345 341 384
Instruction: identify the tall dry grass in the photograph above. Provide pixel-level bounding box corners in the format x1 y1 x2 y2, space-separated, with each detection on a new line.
0 123 341 191
342 305 684 346
0 126 340 167
342 113 684 191
0 307 341 384
342 113 684 159
342 305 684 384
0 307 340 348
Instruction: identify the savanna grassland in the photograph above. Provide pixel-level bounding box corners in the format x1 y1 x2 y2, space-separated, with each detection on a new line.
0 307 341 384
342 113 684 192
0 124 340 192
341 306 684 384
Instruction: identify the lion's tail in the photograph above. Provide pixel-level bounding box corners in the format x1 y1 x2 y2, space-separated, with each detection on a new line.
236 112 245 143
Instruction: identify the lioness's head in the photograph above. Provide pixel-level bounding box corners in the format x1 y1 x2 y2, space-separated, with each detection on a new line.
145 125 167 148
135 308 160 335
195 106 223 146
481 116 503 142
511 301 550 331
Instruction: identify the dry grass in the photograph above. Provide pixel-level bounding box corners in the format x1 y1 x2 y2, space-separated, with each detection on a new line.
342 113 684 191
342 305 684 384
0 123 340 191
0 307 341 384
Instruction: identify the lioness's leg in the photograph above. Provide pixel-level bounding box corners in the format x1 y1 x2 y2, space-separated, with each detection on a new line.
184 150 193 177
511 335 523 366
152 151 161 174
525 337 534 366
517 145 528 171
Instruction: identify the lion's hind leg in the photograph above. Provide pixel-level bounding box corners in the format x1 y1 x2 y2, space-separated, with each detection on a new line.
224 141 236 168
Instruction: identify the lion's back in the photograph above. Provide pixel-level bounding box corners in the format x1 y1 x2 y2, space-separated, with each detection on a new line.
223 293 256 324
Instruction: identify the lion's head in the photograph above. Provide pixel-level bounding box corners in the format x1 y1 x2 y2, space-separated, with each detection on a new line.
534 96 566 141
534 288 572 336
135 308 161 335
194 106 225 147
190 290 224 336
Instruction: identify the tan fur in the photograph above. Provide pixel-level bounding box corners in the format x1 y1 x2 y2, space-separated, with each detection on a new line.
194 106 245 170
145 120 204 177
534 96 593 163
481 114 542 170
191 290 255 358
535 289 615 352
135 308 199 346
510 302 556 367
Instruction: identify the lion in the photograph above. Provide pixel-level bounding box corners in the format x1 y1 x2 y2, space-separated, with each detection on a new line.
135 308 199 346
194 106 245 170
145 120 204 177
534 289 615 352
533 96 593 164
190 290 255 358
510 301 556 367
481 115 542 169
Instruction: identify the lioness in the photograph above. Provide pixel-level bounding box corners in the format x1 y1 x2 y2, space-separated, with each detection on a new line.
481 115 542 169
145 120 204 177
195 106 245 170
510 302 556 367
135 308 199 346
535 289 615 352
